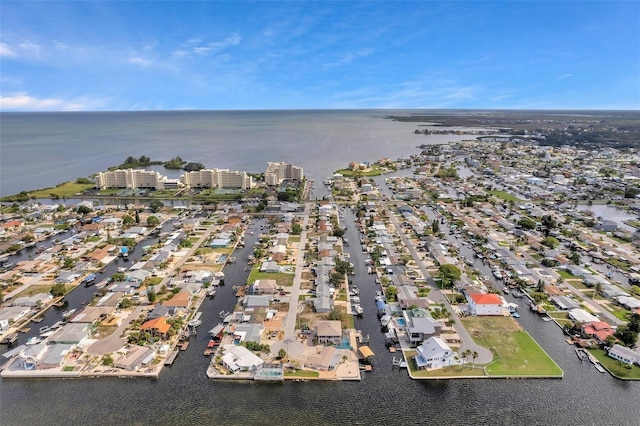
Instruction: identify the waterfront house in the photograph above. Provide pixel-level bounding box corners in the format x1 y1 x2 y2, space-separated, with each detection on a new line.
414 337 458 370
306 346 341 371
568 308 599 324
466 293 504 316
314 320 343 345
232 323 264 343
404 308 442 346
251 279 277 295
243 295 271 309
260 261 280 273
607 344 640 366
140 317 171 338
163 291 191 314
221 344 264 373
550 295 581 311
581 321 615 344
113 345 155 371
49 323 89 345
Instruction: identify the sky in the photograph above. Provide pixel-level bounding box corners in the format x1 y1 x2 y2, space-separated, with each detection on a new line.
0 1 639 111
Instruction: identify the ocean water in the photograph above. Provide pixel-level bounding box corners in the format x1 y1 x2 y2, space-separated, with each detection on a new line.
0 110 466 197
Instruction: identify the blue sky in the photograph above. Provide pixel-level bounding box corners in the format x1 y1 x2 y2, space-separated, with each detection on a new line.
1 1 638 111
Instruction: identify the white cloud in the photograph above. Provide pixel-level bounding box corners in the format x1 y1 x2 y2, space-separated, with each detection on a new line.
324 48 374 68
559 73 574 79
128 56 151 67
173 33 242 58
0 42 17 57
0 92 102 111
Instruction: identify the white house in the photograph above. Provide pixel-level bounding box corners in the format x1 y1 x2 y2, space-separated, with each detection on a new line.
608 344 640 366
414 337 458 370
466 293 504 316
221 344 264 372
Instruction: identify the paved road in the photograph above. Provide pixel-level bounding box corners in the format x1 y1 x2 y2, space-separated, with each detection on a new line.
384 205 494 364
284 203 311 340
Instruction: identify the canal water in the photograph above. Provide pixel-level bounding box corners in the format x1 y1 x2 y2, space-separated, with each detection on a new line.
2 202 640 425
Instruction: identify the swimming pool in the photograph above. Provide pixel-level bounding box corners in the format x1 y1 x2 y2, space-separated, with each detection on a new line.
396 318 406 327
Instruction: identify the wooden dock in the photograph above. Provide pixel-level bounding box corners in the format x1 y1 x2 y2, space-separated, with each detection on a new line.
180 341 189 351
164 350 179 366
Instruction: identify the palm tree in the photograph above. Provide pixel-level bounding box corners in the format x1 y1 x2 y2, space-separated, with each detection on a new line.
472 351 478 368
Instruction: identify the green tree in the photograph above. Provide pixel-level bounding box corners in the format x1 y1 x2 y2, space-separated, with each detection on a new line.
438 264 461 289
149 201 164 213
628 313 640 333
120 298 133 309
147 215 160 227
542 236 559 249
278 348 287 359
122 215 135 226
385 285 398 302
147 288 157 303
431 219 440 234
615 324 638 347
135 210 140 224
77 205 92 215
63 257 76 269
50 283 66 297
518 218 536 230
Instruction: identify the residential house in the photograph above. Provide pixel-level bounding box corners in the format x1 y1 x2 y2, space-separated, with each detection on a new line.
404 308 442 346
140 317 171 338
314 320 343 345
414 337 458 370
251 279 277 295
467 293 505 316
582 321 615 344
113 345 155 371
221 344 264 372
607 344 640 366
306 346 341 371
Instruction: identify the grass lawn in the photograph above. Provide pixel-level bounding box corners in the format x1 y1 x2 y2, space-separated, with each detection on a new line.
405 351 486 378
488 190 522 203
288 236 301 243
247 268 294 287
589 349 640 380
28 181 95 199
557 270 578 279
284 369 320 378
607 305 631 321
63 366 76 372
462 316 563 377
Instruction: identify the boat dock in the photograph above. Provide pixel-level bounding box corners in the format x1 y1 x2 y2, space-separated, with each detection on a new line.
164 350 179 366
575 348 606 373
180 341 189 351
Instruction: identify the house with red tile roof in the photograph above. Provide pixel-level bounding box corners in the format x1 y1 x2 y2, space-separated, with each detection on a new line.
466 293 505 316
140 317 171 337
582 321 614 344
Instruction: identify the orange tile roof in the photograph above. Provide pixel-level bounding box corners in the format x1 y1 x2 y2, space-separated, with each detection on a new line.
140 317 171 334
469 293 503 305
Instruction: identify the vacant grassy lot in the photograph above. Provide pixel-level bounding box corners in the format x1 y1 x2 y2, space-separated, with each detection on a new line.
462 316 563 377
247 267 295 287
488 190 521 203
29 181 95 198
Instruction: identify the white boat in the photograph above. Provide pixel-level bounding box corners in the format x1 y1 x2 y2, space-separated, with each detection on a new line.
62 309 76 320
492 270 503 279
380 315 392 328
26 336 44 345
207 287 217 297
354 304 364 316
